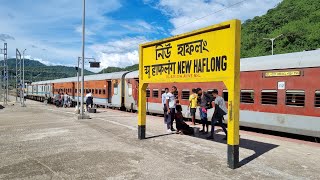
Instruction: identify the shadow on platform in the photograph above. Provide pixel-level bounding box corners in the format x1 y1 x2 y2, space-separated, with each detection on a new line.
0 105 4 109
146 129 279 168
145 133 175 139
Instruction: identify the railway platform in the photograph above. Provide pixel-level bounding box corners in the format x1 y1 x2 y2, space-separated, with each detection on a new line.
0 98 320 180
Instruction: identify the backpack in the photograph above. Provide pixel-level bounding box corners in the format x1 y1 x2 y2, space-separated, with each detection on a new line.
204 93 214 109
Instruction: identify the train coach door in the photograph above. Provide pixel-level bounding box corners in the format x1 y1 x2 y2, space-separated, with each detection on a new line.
135 79 139 106
107 81 112 103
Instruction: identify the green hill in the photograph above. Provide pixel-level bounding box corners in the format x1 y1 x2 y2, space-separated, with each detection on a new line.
2 58 94 87
241 0 320 57
99 64 139 73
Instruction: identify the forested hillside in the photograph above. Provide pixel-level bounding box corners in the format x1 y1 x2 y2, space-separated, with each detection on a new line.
241 0 320 57
99 64 139 74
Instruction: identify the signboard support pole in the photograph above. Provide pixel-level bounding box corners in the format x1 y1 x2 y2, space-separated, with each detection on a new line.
138 83 148 139
227 20 241 169
226 79 240 169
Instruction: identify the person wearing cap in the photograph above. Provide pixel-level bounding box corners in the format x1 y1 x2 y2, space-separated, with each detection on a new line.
207 89 228 140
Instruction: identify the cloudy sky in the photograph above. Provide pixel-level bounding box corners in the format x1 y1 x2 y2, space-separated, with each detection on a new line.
0 0 282 72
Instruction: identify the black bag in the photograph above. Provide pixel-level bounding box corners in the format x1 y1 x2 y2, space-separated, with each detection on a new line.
204 93 214 109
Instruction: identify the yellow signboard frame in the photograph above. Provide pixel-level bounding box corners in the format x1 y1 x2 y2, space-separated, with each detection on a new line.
138 19 241 169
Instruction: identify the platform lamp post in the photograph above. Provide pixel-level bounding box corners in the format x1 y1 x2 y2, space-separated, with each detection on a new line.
21 49 26 107
263 34 283 55
78 0 101 118
78 0 87 119
76 56 98 115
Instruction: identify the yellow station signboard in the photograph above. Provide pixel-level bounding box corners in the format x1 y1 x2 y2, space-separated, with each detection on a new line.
138 19 241 169
140 20 240 83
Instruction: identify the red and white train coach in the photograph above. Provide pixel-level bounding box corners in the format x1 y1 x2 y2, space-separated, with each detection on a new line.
124 50 320 137
27 49 320 137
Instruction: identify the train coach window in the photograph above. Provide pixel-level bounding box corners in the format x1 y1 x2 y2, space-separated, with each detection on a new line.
261 90 277 105
315 91 320 107
99 89 102 94
286 90 305 107
223 90 228 102
114 82 118 95
128 84 133 97
95 89 98 94
146 89 150 97
182 90 190 100
241 90 254 104
161 89 165 95
103 89 106 95
153 89 159 98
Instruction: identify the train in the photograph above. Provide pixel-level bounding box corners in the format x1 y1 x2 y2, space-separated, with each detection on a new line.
26 49 320 138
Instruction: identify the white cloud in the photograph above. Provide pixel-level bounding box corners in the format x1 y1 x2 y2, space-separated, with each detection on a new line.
153 0 282 35
89 36 151 69
0 0 122 66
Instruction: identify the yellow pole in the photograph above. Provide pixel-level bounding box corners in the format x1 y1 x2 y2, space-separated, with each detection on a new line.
226 19 241 169
138 83 148 139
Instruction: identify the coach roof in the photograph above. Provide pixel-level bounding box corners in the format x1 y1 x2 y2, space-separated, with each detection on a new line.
32 71 129 84
240 49 320 71
125 71 139 79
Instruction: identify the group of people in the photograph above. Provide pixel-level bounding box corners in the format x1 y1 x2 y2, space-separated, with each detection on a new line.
52 91 94 111
162 86 228 140
85 92 94 111
54 92 72 108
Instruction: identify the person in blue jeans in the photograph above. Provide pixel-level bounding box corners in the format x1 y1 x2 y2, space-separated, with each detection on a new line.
197 88 212 133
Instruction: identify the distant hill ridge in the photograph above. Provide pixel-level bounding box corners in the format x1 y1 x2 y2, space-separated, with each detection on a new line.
2 58 94 85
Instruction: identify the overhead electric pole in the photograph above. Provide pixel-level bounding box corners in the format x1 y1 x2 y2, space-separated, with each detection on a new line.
22 49 27 107
263 34 283 55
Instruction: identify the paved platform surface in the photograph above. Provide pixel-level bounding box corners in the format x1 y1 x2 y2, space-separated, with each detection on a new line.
0 98 320 180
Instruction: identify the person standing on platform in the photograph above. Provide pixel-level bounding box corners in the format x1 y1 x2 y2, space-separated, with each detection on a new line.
64 93 69 108
60 93 64 107
162 88 169 124
207 89 228 140
197 88 212 133
188 88 198 125
166 86 177 133
86 91 93 111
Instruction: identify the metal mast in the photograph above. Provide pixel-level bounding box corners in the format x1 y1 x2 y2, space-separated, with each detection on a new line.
16 49 22 103
0 43 8 105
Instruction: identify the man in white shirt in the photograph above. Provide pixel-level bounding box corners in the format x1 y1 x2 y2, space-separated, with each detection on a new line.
162 88 169 124
207 89 228 140
166 86 177 133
